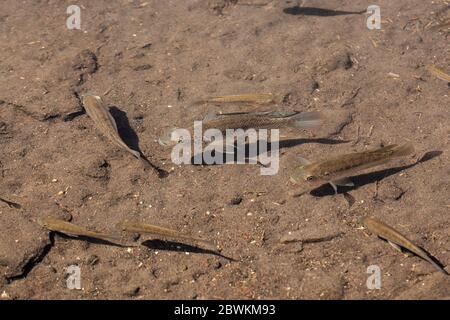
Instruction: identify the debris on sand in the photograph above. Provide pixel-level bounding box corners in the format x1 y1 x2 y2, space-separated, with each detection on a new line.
427 64 450 83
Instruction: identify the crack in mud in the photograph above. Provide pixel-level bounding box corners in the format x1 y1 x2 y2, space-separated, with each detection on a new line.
6 234 54 283
0 99 61 122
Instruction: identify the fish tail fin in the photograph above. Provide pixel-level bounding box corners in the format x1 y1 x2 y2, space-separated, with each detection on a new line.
428 258 449 275
392 142 415 157
128 148 141 159
138 156 151 169
417 247 449 275
290 111 323 130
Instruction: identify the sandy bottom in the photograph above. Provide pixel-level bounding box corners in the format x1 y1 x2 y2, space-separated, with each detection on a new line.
0 0 449 299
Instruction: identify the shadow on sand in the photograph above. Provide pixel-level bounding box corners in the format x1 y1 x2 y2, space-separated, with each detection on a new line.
142 239 236 261
51 232 128 248
109 106 168 178
283 6 366 16
189 137 349 165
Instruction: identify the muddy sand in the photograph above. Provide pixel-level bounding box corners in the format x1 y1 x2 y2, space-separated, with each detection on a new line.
0 0 449 299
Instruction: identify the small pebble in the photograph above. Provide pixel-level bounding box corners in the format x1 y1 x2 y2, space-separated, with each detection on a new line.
1 291 10 300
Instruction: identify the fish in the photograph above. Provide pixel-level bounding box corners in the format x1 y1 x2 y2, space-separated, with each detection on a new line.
82 94 141 158
283 6 366 16
290 143 415 193
117 220 218 252
362 216 448 275
192 93 284 106
201 111 322 132
158 110 322 146
427 64 450 82
82 93 158 172
37 216 120 243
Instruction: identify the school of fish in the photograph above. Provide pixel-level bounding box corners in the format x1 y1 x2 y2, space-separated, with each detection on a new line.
27 89 448 279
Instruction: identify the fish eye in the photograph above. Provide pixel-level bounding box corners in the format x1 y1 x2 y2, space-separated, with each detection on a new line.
306 175 314 181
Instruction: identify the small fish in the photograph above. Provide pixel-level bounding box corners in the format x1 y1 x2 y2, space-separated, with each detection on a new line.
202 110 322 132
362 216 448 275
427 64 450 82
291 143 415 193
192 93 284 106
37 216 120 243
82 93 157 172
159 110 322 146
82 94 140 158
117 220 217 252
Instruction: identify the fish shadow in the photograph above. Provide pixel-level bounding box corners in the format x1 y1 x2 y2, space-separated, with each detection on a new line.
310 150 443 197
109 106 142 154
0 198 21 209
52 232 128 248
277 138 349 149
283 6 366 16
189 137 348 165
141 239 237 261
110 106 169 178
